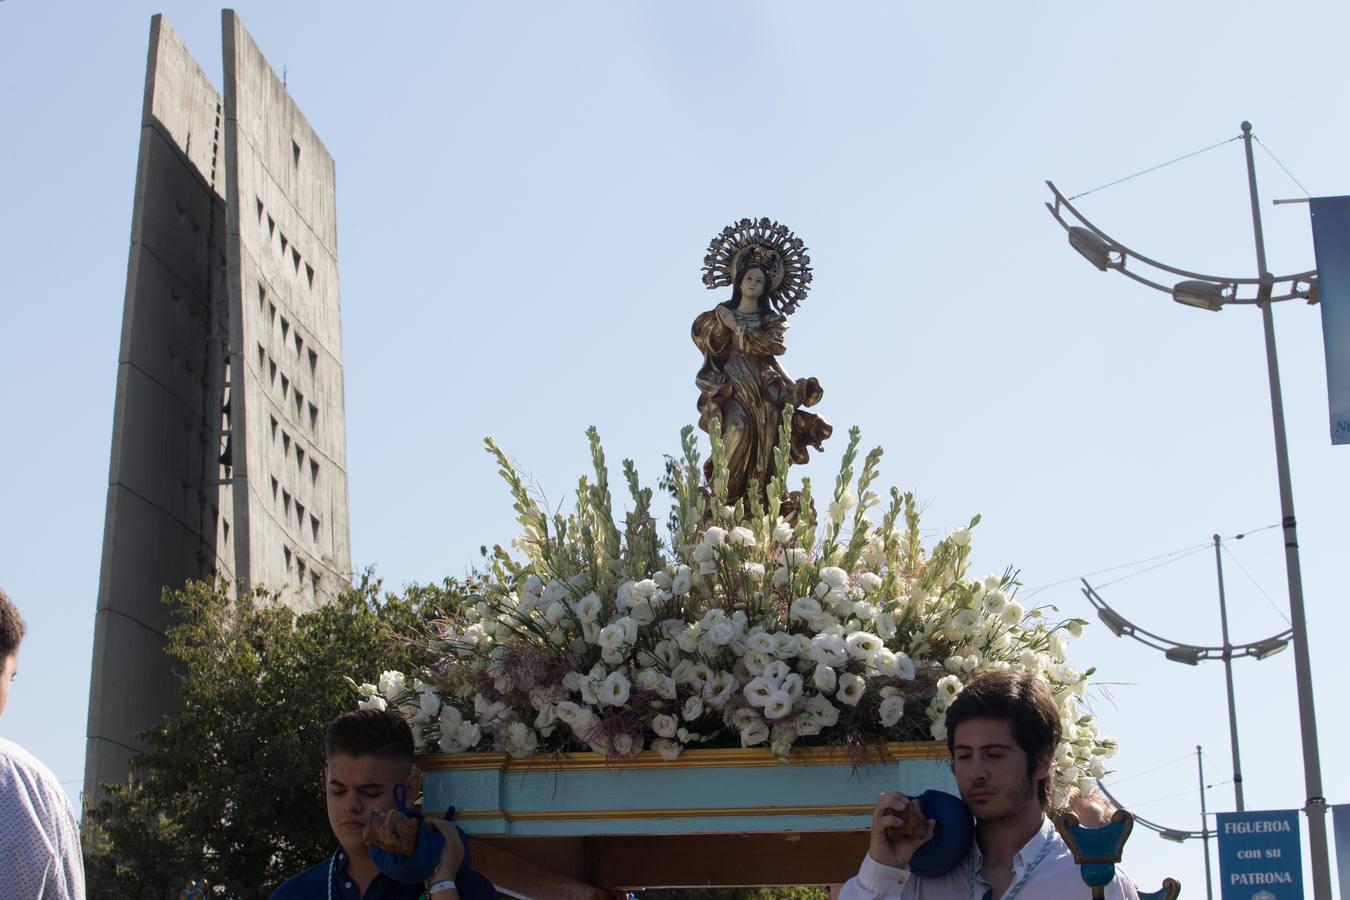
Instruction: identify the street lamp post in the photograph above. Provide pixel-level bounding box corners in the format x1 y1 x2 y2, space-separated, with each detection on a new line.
1211 534 1244 814
1197 746 1214 900
1239 123 1332 900
1047 120 1332 898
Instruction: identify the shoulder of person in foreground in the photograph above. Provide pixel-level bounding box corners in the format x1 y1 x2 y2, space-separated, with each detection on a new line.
268 856 330 899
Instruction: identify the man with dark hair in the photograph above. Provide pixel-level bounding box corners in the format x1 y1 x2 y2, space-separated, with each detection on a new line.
0 586 87 897
840 670 1140 898
271 709 494 899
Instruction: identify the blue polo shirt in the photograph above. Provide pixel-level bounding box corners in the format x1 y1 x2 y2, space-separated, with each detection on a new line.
270 847 496 899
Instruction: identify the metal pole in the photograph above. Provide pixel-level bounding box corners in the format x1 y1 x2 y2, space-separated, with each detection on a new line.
1241 120 1332 898
1198 746 1214 900
1212 534 1245 812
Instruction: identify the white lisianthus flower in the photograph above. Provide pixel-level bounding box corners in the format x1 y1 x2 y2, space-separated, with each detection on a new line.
762 660 790 686
780 673 804 701
740 719 770 747
1048 631 1069 663
837 672 866 706
555 701 584 726
597 623 627 652
415 690 441 722
783 548 808 567
599 671 632 707
702 526 727 546
874 612 897 640
652 738 683 761
672 568 693 595
1001 601 1025 626
853 601 877 621
859 572 883 593
818 566 849 590
742 650 769 676
804 694 840 727
651 714 678 738
790 596 822 621
983 589 1008 615
683 695 704 721
878 695 906 728
729 525 756 547
773 632 800 659
747 631 776 654
949 526 971 547
808 633 849 667
953 609 982 637
630 600 656 626
454 721 482 748
773 521 794 545
930 719 948 741
812 664 837 694
378 670 407 703
1066 619 1085 638
935 674 963 706
705 672 738 708
1097 737 1119 759
845 630 884 660
763 690 794 720
743 562 766 580
572 592 601 622
707 621 736 646
744 676 775 707
772 567 791 587
358 695 388 712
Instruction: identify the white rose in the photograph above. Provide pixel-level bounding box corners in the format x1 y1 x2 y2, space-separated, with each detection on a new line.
773 521 794 545
743 562 766 580
818 566 849 590
949 526 971 547
878 695 906 728
702 526 728 546
729 526 756 547
651 714 678 738
790 596 823 621
453 721 481 748
378 670 406 703
783 548 807 567
740 719 770 747
683 695 704 721
652 738 683 761
358 695 388 712
1001 602 1025 626
812 664 837 694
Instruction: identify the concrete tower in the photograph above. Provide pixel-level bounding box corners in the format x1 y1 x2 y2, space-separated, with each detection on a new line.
85 10 351 797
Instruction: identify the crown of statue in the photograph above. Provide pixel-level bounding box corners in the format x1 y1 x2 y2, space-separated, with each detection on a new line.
736 245 782 276
701 217 813 316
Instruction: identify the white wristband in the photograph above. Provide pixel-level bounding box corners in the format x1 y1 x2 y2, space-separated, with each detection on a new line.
426 879 456 895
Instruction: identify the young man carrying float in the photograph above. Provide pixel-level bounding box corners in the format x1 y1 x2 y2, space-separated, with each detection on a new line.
271 709 494 900
840 670 1140 899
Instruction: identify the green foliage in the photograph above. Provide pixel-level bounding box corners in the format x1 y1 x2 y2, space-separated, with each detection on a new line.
82 575 463 898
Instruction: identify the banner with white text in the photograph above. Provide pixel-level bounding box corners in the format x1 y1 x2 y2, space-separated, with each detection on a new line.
1309 196 1350 445
1216 809 1304 899
1333 803 1350 899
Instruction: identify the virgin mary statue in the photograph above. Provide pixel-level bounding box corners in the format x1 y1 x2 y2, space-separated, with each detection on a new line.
692 218 832 509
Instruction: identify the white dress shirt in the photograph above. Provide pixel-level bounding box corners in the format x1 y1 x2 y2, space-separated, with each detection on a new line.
0 738 86 899
838 815 1140 899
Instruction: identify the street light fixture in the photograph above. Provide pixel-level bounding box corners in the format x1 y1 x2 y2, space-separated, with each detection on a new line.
1050 121 1332 898
1172 279 1230 312
1164 645 1203 666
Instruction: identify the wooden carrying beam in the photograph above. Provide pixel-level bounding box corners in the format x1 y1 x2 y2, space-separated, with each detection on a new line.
475 831 871 889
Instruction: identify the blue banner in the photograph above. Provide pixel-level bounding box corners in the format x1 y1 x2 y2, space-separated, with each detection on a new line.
1309 196 1350 445
1334 804 1350 899
1216 810 1304 899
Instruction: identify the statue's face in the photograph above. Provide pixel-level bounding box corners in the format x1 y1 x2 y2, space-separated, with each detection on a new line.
740 268 767 302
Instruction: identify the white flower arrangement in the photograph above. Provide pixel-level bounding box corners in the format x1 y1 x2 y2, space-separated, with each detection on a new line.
360 419 1116 805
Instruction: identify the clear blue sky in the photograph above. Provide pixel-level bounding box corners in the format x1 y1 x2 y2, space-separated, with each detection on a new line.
2 1 1347 891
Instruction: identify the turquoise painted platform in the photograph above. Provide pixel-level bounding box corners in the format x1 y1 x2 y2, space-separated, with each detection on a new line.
418 742 956 837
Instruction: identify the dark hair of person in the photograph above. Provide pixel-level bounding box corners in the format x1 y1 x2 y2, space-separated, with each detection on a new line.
0 587 25 658
724 263 773 314
325 709 415 766
944 669 1061 808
